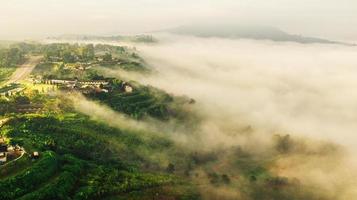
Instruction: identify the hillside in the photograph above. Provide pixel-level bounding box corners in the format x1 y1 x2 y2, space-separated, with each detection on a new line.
164 24 353 45
0 42 342 200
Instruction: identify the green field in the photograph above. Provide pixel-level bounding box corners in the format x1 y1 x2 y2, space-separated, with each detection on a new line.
0 67 15 84
0 113 198 200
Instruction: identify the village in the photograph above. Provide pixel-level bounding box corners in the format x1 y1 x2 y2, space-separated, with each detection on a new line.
35 78 134 94
0 137 27 165
0 134 41 167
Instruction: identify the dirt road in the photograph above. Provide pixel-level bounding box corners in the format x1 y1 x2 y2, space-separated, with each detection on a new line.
1 56 42 87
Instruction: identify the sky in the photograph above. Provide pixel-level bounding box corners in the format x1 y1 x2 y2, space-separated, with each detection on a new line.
0 0 357 41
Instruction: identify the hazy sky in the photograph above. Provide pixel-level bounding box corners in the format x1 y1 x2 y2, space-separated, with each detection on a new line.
1 0 356 40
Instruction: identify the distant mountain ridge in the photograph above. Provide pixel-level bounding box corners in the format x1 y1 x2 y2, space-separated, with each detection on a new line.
163 24 354 45
47 34 157 43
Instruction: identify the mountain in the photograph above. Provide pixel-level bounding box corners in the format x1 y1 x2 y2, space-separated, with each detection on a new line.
163 24 354 45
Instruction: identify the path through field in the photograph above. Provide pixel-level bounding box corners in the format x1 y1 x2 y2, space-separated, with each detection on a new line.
1 56 42 87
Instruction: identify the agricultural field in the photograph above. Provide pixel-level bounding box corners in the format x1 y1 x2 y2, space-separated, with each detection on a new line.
0 113 199 200
0 67 15 84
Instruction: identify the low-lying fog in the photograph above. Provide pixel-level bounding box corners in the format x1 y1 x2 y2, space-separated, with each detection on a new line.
133 35 357 198
134 35 357 153
74 35 357 198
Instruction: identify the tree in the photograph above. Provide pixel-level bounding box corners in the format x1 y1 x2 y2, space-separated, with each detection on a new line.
103 53 112 62
0 48 24 67
82 44 95 61
166 163 175 174
221 174 230 184
14 95 30 105
63 51 75 63
275 134 292 154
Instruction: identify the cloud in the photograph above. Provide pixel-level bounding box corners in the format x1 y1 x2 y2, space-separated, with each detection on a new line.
131 34 357 151
131 35 357 198
70 35 357 199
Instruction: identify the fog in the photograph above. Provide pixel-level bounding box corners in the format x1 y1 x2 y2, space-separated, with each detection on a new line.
76 34 357 199
3 0 357 198
135 35 357 152
1 0 357 41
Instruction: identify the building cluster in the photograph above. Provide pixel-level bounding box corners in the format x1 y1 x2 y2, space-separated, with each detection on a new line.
64 62 93 71
36 78 134 95
0 138 24 165
47 55 123 69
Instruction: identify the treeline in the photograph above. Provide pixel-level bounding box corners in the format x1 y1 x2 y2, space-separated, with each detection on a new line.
49 34 157 43
43 43 95 63
0 47 25 67
0 42 47 67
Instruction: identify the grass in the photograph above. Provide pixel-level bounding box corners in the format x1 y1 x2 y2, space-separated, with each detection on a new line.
0 67 15 84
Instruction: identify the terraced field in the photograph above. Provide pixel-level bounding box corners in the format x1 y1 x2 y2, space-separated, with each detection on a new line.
0 153 31 179
0 151 59 200
91 89 174 120
0 114 198 200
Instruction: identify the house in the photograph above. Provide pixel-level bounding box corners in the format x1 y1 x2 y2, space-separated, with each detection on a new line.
14 145 22 151
121 82 133 93
31 152 40 159
78 80 109 86
124 85 133 93
7 145 14 152
49 79 76 85
32 78 42 84
0 152 7 164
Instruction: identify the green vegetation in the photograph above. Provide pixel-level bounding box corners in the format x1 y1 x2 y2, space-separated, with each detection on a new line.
0 44 28 84
41 43 147 71
26 42 190 120
18 154 84 200
0 155 32 179
0 112 195 199
0 83 21 93
89 84 178 120
49 34 157 43
0 47 25 67
0 151 58 200
0 41 332 200
0 67 15 83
